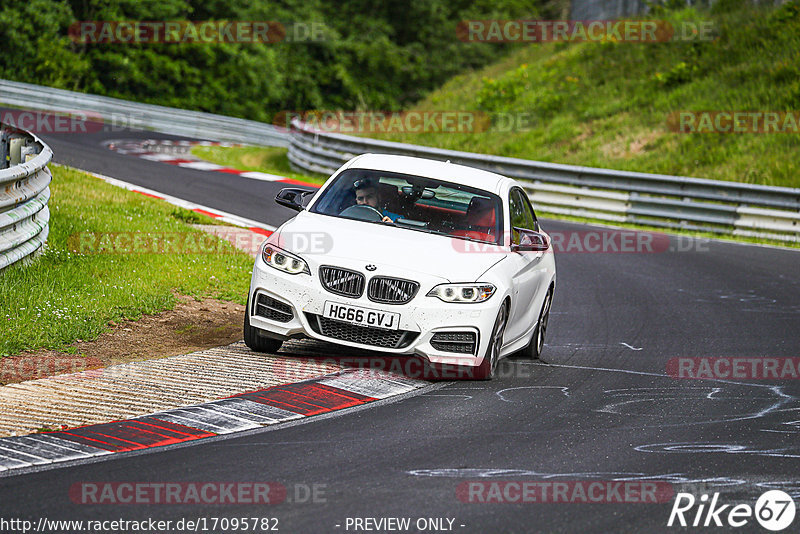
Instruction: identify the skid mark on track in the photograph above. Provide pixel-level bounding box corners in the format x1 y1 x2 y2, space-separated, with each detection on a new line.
522 361 797 428
516 361 665 378
496 386 570 403
407 468 743 485
635 442 800 460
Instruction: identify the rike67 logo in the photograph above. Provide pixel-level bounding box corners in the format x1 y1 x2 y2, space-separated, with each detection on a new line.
668 490 795 530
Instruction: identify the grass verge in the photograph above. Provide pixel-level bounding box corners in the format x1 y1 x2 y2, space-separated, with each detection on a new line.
0 164 255 357
191 145 327 185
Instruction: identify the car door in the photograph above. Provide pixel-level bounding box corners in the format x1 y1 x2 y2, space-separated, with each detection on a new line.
504 187 546 343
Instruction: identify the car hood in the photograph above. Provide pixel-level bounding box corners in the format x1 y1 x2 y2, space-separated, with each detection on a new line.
272 211 506 282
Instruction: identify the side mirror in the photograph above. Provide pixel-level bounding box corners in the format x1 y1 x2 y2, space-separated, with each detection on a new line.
275 188 315 212
511 227 549 252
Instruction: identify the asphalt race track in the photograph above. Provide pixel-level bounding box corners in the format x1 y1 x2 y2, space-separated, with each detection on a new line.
2 123 799 533
26 117 300 227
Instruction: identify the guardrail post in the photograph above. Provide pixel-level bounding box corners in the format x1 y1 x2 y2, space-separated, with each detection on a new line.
8 135 25 166
0 130 8 169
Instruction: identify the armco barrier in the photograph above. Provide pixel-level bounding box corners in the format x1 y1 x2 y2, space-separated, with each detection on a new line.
2 79 796 242
288 121 800 242
0 79 287 148
0 125 53 270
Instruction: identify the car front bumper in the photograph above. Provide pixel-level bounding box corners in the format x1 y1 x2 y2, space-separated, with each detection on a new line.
247 259 502 368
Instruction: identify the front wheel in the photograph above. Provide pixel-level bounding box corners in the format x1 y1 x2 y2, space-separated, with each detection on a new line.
243 297 283 353
517 286 553 360
471 304 508 380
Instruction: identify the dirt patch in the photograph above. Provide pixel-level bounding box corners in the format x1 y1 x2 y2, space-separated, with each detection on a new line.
1 295 244 385
628 130 662 155
601 129 663 159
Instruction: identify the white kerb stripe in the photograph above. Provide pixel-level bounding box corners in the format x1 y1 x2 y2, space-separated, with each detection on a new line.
239 171 285 182
177 161 225 171
318 376 417 399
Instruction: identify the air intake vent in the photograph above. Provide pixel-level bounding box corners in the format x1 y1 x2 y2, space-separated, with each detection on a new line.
430 331 477 354
367 276 419 304
254 294 293 323
319 266 365 298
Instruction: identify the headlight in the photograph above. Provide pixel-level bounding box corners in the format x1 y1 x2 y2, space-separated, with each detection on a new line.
262 244 310 275
427 283 495 303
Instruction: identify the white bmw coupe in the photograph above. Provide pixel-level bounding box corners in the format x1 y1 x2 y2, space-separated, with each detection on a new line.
244 154 556 379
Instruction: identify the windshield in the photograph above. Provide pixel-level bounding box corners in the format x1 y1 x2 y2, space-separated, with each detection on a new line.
309 169 504 245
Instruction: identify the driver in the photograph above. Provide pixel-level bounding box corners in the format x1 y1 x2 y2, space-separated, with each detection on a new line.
354 179 399 223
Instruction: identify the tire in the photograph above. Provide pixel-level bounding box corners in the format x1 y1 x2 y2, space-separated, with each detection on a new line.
243 296 283 353
518 286 553 360
472 303 508 380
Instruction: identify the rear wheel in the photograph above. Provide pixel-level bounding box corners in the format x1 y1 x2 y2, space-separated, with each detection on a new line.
243 296 283 353
518 286 553 360
472 303 508 380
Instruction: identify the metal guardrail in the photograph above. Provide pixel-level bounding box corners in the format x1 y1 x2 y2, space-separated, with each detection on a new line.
288 121 800 242
2 80 797 242
0 125 52 270
0 79 288 148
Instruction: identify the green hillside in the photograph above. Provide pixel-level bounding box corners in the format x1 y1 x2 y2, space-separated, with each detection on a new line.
371 1 800 188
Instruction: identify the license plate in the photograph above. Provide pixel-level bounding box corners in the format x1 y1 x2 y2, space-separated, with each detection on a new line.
323 301 400 330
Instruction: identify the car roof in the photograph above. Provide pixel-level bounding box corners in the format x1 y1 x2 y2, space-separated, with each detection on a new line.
343 153 515 196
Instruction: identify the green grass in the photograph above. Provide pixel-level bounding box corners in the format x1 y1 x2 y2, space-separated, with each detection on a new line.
191 145 327 185
0 165 255 357
366 2 800 188
169 206 228 226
